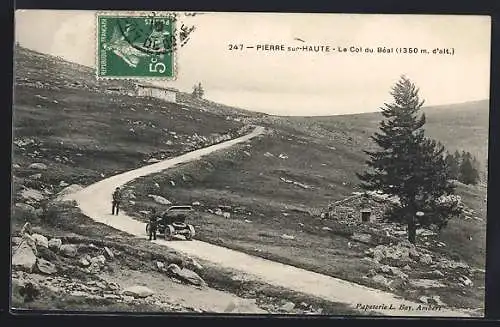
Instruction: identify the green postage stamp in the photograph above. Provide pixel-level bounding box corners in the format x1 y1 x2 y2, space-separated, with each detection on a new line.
97 12 176 79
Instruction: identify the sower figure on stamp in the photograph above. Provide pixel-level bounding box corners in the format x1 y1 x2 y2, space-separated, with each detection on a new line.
148 208 159 241
112 187 122 215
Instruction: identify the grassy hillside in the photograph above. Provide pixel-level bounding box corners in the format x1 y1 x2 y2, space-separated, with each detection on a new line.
12 46 248 188
298 100 490 173
121 98 488 312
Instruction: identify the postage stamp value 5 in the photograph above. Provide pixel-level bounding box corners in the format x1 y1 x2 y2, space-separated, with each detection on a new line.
97 12 176 79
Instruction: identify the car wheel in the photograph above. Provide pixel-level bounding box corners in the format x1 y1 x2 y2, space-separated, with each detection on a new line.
186 224 196 240
165 225 175 240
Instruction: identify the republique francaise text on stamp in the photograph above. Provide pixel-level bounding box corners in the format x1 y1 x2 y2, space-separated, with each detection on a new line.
97 12 176 79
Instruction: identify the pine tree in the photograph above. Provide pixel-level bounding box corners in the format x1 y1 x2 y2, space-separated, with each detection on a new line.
459 152 480 185
445 152 459 180
192 82 204 98
357 75 457 243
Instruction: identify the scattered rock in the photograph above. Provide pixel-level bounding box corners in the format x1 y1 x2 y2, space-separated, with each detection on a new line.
29 163 47 170
419 254 433 265
147 194 172 205
79 258 90 267
264 152 274 158
192 201 201 206
410 279 447 289
36 258 57 275
281 234 295 240
12 237 23 246
29 173 42 180
59 244 78 257
459 275 473 287
389 277 408 290
166 264 207 287
48 238 62 251
96 255 106 265
351 233 372 243
417 229 436 237
224 299 266 313
22 234 38 254
187 258 203 271
280 301 296 312
87 262 101 273
31 234 49 249
16 203 36 215
56 184 83 200
59 181 69 187
372 274 390 287
429 295 446 306
156 261 165 271
123 286 155 298
321 226 332 231
430 270 445 278
20 221 33 235
12 243 37 272
104 247 114 260
222 212 231 219
20 188 45 202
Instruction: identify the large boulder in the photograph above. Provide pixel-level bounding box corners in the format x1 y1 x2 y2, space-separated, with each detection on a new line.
122 285 155 298
56 184 83 200
36 258 57 275
147 194 171 205
20 188 45 202
32 234 49 249
59 244 78 257
29 163 47 170
21 234 38 255
48 238 62 251
280 301 296 312
166 264 207 287
12 242 37 272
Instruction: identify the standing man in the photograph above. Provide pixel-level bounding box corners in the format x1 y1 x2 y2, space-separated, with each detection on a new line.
112 187 122 215
149 208 158 241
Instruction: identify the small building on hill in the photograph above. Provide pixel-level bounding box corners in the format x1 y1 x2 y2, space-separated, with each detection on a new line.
326 191 399 224
135 84 177 103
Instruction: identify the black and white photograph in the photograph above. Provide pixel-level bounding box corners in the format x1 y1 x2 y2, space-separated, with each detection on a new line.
11 11 490 317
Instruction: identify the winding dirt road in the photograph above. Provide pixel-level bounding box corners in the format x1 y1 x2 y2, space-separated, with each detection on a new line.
64 126 474 317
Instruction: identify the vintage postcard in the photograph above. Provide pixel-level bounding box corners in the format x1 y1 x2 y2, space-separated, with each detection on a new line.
12 10 490 317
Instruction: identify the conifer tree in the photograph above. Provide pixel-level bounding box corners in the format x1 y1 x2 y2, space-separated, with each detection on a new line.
357 75 459 243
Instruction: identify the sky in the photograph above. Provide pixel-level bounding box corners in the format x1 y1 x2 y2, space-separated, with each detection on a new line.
15 10 491 116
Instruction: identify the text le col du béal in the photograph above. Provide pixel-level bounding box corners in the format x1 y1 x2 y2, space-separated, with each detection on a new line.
228 43 454 55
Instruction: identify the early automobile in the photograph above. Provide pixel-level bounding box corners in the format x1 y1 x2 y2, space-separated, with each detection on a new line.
146 205 196 240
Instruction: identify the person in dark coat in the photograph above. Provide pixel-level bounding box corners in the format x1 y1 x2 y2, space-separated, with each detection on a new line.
149 208 159 241
112 187 122 215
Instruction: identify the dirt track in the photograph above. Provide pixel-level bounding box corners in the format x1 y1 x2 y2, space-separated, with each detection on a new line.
64 126 473 317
